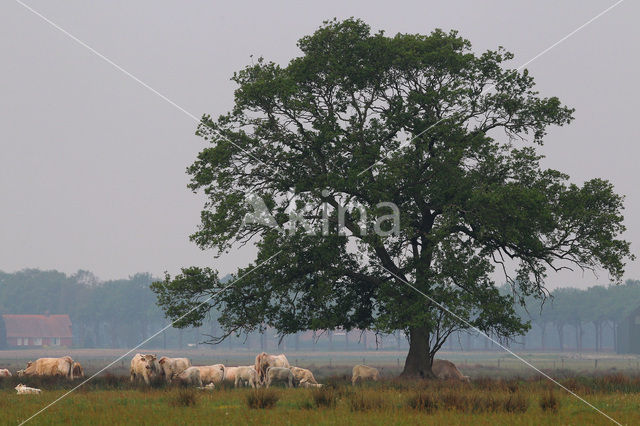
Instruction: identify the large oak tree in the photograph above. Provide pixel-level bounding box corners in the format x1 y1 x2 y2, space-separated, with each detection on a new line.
152 19 633 377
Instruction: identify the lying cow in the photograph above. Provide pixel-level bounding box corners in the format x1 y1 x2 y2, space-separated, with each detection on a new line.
255 352 290 384
130 353 161 385
158 357 191 382
194 364 225 386
290 367 318 386
265 366 294 388
72 362 85 379
0 368 11 377
432 359 470 382
234 366 259 388
351 364 379 385
174 367 202 387
15 384 42 395
299 379 323 388
18 357 74 379
197 383 216 391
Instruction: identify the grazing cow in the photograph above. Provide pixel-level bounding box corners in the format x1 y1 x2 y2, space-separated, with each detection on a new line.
289 367 318 386
299 379 323 388
174 367 202 387
194 364 225 386
234 366 259 388
158 357 191 382
351 365 379 385
15 384 42 394
0 369 11 377
130 354 161 385
18 357 74 379
432 359 470 382
254 352 290 384
265 366 294 388
72 362 85 379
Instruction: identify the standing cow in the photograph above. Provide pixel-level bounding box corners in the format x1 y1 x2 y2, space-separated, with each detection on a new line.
158 357 191 382
72 362 85 379
130 354 161 385
18 357 74 379
234 366 259 388
351 364 379 385
264 366 294 388
193 364 225 386
254 352 290 384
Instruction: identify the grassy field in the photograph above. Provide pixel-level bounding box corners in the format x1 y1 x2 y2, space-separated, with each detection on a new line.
2 350 640 424
1 374 640 425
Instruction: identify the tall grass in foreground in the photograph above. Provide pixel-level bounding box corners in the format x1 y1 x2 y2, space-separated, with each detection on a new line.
245 388 280 409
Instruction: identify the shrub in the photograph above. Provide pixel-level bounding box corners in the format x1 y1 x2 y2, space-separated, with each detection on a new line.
311 387 337 408
348 390 387 411
503 393 529 413
169 389 198 407
539 390 560 413
246 388 279 409
405 391 437 413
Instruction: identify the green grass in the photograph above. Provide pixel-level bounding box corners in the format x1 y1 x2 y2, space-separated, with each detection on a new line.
1 375 640 425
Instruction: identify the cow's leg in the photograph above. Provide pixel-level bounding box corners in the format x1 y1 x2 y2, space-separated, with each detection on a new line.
130 371 135 383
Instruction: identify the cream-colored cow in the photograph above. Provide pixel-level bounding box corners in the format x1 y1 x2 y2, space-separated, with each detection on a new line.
234 366 259 388
174 367 202 387
18 357 74 379
158 357 191 382
193 364 225 386
289 367 318 386
265 366 294 388
255 352 290 384
0 368 12 377
130 354 161 385
15 384 42 394
432 359 470 382
351 364 379 385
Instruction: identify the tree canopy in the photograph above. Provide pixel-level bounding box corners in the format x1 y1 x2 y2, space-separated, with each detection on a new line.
152 19 633 377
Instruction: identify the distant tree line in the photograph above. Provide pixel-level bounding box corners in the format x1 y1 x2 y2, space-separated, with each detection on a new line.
1 269 639 353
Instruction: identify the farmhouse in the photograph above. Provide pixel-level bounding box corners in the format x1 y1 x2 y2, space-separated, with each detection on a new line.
0 314 72 348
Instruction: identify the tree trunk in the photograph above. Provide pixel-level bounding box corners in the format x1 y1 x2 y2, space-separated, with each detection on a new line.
557 324 564 352
400 326 436 378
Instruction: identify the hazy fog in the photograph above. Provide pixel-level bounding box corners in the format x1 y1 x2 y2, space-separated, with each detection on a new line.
1 0 638 288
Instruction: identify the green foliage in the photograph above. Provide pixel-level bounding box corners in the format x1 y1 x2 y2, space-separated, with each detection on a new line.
152 18 633 370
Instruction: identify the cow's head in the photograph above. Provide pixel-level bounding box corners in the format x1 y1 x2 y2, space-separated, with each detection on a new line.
17 370 25 377
26 362 33 368
15 384 25 391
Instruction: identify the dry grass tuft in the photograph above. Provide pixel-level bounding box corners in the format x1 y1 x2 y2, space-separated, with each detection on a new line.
246 388 280 409
539 390 560 413
169 388 198 407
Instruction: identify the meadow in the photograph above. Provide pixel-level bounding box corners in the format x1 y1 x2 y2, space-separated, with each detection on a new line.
2 350 640 425
2 372 640 425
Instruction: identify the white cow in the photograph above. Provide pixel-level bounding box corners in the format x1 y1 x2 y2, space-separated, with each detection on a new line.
299 379 323 388
0 368 12 377
432 359 470 382
174 367 202 387
15 384 42 394
130 354 162 385
193 364 225 386
255 352 290 384
265 366 294 388
290 367 318 386
234 366 259 388
158 357 191 382
351 364 379 385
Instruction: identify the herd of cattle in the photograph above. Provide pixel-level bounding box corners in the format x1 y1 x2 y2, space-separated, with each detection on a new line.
1 352 470 394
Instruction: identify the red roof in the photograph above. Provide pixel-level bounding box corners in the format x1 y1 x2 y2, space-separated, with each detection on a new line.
2 314 72 338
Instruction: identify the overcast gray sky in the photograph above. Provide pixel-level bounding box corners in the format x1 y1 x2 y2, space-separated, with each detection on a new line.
1 0 638 288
